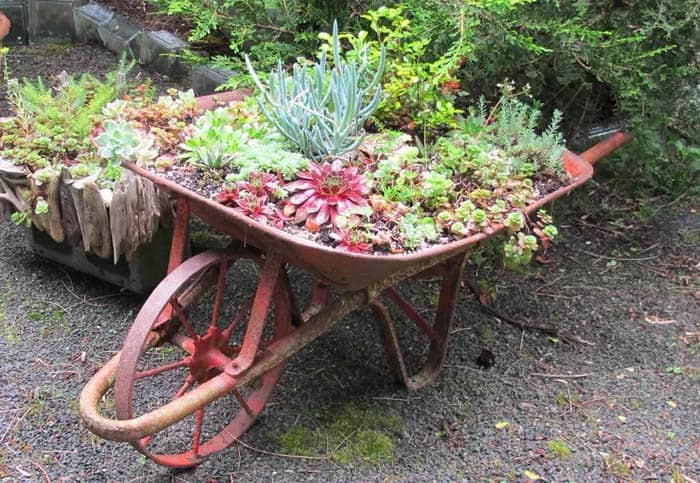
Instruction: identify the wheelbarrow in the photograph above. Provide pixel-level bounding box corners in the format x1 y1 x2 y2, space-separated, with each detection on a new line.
79 92 631 468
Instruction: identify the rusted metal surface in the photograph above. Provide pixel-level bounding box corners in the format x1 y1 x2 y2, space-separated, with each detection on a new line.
194 90 251 111
167 198 190 274
108 249 292 467
372 253 467 390
225 252 282 377
80 132 632 468
580 131 632 166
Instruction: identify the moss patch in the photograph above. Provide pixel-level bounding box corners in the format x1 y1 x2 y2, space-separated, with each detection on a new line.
546 439 572 458
278 426 317 457
276 403 402 465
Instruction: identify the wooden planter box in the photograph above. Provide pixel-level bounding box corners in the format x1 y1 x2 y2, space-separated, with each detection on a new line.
0 159 175 293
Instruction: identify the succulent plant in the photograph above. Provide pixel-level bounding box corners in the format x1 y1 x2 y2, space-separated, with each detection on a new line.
504 232 539 269
420 170 453 207
94 120 157 167
504 211 525 232
331 227 373 253
398 213 438 249
472 209 487 224
542 225 558 240
215 185 284 227
284 159 370 230
238 171 285 199
179 108 246 169
215 187 240 207
234 191 278 224
246 21 386 159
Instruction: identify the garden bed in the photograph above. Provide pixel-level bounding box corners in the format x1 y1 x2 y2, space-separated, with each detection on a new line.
0 44 181 291
85 25 575 266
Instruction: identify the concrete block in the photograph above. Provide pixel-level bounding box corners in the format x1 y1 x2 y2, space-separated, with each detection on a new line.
192 64 237 95
140 29 189 79
73 2 112 43
28 0 77 41
0 1 29 44
96 13 141 58
27 224 178 294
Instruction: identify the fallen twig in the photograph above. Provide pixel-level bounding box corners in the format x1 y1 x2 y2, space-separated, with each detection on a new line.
573 397 607 409
234 437 328 460
0 408 30 444
30 460 51 483
581 250 660 262
471 301 594 345
530 372 593 379
573 219 632 240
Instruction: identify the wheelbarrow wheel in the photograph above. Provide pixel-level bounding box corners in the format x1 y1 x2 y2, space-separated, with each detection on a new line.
113 250 292 468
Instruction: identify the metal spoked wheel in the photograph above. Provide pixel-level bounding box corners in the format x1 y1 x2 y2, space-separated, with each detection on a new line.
113 250 292 468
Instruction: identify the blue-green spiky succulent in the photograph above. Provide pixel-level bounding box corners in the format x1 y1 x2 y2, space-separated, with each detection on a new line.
246 21 386 160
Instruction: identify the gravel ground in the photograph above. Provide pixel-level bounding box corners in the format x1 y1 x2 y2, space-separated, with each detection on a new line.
0 44 698 482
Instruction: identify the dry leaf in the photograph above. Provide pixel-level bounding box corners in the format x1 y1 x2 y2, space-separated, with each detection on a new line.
495 421 509 430
523 470 541 481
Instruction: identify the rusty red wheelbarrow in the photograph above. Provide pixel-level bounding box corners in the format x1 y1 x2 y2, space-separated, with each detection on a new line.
79 93 631 468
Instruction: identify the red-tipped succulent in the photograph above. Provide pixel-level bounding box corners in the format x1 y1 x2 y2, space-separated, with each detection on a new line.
331 228 373 253
239 171 282 199
285 159 370 230
215 187 240 207
235 191 277 224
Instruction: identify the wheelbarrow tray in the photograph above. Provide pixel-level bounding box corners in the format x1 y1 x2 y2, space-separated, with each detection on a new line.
127 149 593 291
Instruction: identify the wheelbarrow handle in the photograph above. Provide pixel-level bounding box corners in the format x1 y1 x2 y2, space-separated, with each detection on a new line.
580 131 632 166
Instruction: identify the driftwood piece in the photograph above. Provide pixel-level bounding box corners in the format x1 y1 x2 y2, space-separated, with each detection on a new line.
0 158 30 185
0 158 30 221
81 181 112 259
59 167 83 246
28 168 65 243
0 176 29 212
110 171 162 263
69 175 96 252
136 175 160 247
44 171 65 243
110 170 136 263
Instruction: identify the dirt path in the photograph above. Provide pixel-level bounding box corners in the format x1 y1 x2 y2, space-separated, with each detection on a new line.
0 44 698 482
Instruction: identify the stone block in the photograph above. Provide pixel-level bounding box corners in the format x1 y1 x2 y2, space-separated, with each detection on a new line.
96 13 141 58
0 1 29 44
140 29 189 79
192 64 237 95
28 0 77 41
27 223 177 294
73 2 113 43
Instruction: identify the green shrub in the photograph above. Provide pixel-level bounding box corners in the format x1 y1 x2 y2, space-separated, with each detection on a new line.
393 0 700 196
149 0 698 196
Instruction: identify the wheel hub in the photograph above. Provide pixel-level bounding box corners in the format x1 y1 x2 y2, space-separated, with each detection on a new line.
189 328 236 382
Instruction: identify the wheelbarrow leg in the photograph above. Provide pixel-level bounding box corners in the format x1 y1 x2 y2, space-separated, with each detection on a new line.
154 198 191 329
372 253 467 391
